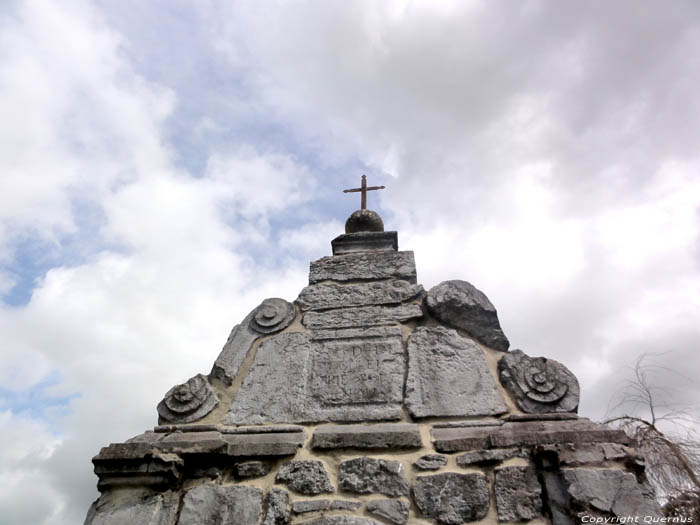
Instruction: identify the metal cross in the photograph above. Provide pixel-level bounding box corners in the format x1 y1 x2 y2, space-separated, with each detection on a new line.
343 175 385 210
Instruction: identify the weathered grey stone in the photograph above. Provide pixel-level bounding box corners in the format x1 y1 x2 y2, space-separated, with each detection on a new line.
310 325 402 341
563 468 662 518
309 251 417 284
303 304 423 330
405 327 507 418
366 499 410 524
211 298 296 385
499 349 580 413
426 280 509 351
490 419 631 448
494 466 542 521
292 500 330 513
456 448 527 466
92 449 183 490
413 472 490 524
329 500 362 510
235 460 271 478
413 454 447 471
338 457 409 497
263 488 290 525
301 518 383 525
276 460 335 495
85 491 179 525
177 484 263 525
432 419 630 452
331 231 398 255
157 374 218 424
541 443 634 466
311 424 422 450
297 280 423 311
226 332 404 424
431 425 497 452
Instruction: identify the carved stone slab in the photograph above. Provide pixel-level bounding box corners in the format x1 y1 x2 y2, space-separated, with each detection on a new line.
426 280 509 351
405 327 507 418
309 251 417 284
211 298 296 385
297 280 423 311
311 424 422 450
85 491 180 525
303 304 423 329
431 418 631 452
226 332 405 424
498 349 580 413
177 484 263 525
331 231 398 254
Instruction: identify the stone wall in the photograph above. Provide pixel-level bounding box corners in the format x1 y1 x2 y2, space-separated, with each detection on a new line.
85 230 661 524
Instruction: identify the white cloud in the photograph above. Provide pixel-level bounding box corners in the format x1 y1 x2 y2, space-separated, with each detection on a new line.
1 1 699 523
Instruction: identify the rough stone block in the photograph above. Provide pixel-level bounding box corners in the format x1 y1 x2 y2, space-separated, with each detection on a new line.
309 251 417 284
331 231 398 254
311 424 422 450
329 500 362 511
235 460 271 478
494 466 542 521
498 349 580 413
226 332 404 424
292 500 330 514
85 491 179 525
297 280 423 311
426 280 509 351
366 499 410 524
338 457 409 497
490 419 631 448
302 304 423 329
563 468 661 518
223 432 304 456
431 425 497 452
263 488 290 525
413 454 447 471
177 484 263 525
456 448 526 466
276 460 335 495
302 518 383 525
405 327 507 418
413 472 490 524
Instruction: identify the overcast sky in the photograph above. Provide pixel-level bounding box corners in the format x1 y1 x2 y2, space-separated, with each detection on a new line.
1 1 699 523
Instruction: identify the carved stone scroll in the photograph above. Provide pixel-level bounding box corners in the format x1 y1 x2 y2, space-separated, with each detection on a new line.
157 374 219 423
498 349 580 413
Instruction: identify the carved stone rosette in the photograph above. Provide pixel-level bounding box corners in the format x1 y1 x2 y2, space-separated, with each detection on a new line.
498 349 580 413
157 374 219 423
249 298 296 334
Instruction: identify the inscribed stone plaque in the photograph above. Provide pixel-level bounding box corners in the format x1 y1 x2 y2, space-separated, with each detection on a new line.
309 339 403 405
226 332 405 424
405 327 507 418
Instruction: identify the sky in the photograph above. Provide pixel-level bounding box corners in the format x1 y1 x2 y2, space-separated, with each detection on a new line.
1 1 699 522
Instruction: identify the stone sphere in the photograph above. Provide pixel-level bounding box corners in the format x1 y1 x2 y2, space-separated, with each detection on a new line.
345 209 384 233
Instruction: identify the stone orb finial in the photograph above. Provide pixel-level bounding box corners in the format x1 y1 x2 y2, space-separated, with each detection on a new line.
345 209 384 233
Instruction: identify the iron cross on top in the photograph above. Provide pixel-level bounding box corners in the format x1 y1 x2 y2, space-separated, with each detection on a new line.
343 175 385 210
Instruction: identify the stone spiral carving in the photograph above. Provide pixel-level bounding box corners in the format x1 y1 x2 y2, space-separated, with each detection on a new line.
249 298 295 334
157 374 219 423
498 349 580 413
